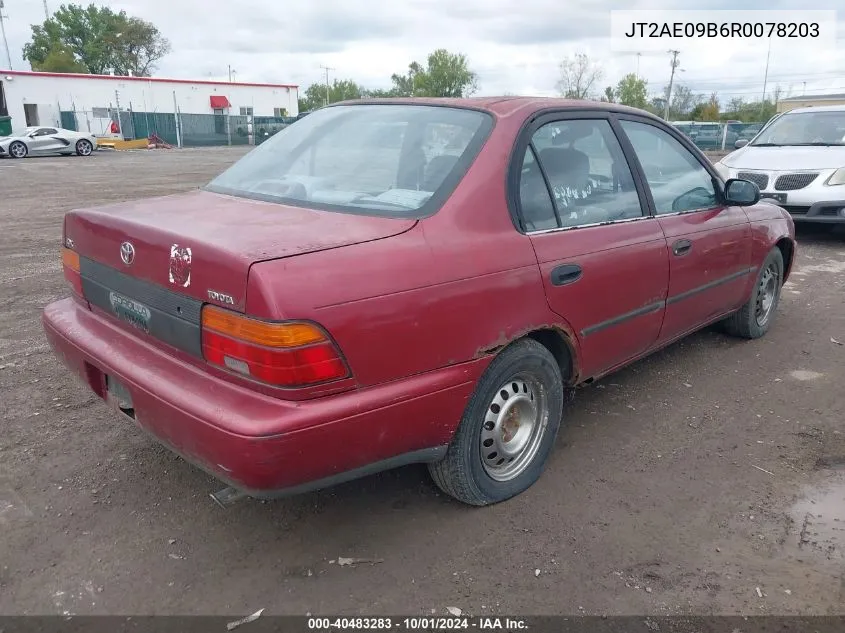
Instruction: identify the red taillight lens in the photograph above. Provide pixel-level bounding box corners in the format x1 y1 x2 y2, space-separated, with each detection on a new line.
61 247 83 296
200 306 349 388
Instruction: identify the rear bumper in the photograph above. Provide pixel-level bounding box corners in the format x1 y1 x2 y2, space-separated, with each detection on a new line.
42 297 484 497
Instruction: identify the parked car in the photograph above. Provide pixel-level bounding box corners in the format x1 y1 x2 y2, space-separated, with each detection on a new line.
43 98 795 507
714 105 845 225
0 126 97 158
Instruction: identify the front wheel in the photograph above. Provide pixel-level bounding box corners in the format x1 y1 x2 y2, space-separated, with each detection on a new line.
428 338 564 506
8 141 28 159
722 247 784 339
75 139 93 156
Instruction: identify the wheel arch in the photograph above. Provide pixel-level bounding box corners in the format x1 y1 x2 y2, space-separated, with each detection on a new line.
775 236 795 282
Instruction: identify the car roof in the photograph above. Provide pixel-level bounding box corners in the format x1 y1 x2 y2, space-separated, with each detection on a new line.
331 96 665 123
782 104 845 114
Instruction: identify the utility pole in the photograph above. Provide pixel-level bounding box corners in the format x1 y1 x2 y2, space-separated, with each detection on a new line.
114 90 123 137
636 52 641 79
803 81 807 95
43 0 50 20
320 65 334 106
761 37 772 104
0 1 12 70
663 50 680 120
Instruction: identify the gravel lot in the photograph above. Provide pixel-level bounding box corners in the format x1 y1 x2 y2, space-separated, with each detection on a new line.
1 147 844 616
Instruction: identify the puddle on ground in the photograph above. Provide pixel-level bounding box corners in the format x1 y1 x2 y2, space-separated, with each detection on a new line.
789 472 845 562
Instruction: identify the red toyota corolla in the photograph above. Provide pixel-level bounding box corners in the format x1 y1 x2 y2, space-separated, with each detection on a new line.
43 98 796 506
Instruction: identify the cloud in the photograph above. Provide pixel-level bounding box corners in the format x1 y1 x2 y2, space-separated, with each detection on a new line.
1 0 843 102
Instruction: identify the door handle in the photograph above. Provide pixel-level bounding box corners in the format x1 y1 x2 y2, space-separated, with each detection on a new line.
551 264 582 286
672 239 692 256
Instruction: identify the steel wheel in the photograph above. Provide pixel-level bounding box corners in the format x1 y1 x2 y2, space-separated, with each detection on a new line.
720 246 785 340
755 261 779 327
9 141 27 159
428 338 564 506
480 374 549 482
76 139 93 156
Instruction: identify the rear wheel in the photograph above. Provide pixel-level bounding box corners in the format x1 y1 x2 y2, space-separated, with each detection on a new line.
428 339 564 506
722 247 784 339
8 141 28 159
75 139 93 156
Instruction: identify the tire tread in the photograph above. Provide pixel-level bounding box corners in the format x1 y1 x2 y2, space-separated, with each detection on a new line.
428 338 563 506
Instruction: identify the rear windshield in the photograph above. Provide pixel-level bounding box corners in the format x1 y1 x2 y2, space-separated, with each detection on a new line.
206 104 493 217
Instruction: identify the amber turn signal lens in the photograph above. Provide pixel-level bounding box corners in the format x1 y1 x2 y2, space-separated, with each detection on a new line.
61 247 80 272
201 305 326 348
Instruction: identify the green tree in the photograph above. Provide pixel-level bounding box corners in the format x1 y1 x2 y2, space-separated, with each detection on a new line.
363 88 401 98
615 73 648 109
663 84 702 119
31 42 88 73
22 3 170 76
694 93 720 121
298 78 366 112
600 86 615 103
556 53 603 99
389 49 478 98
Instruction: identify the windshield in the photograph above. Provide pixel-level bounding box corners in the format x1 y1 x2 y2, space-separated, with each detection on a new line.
752 110 845 146
206 104 493 217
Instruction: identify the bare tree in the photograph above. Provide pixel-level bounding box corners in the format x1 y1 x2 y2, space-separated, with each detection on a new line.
556 53 603 100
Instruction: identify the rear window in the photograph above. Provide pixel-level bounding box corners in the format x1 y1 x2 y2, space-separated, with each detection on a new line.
206 104 493 217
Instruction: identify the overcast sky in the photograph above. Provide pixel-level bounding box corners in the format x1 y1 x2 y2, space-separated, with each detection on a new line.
2 0 844 103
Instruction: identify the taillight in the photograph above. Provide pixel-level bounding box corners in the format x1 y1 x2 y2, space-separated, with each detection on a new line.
61 247 83 296
200 305 349 388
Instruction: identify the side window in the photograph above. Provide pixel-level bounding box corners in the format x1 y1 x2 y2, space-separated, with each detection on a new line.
620 120 718 215
518 147 558 232
528 119 643 229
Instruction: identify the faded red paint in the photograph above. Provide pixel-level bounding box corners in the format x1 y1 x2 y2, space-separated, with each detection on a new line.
43 98 796 497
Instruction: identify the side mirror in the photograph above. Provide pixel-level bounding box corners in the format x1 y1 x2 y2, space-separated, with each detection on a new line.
724 178 760 206
734 139 749 148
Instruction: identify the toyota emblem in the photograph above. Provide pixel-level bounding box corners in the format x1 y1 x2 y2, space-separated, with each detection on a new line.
120 241 135 265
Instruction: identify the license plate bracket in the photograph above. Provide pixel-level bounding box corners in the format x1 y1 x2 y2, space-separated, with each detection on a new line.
109 291 151 333
106 375 134 412
760 192 787 203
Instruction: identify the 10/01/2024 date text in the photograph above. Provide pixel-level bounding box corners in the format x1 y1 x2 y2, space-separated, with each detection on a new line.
307 617 528 630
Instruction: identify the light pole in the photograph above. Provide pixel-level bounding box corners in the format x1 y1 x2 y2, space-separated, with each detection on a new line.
0 1 12 70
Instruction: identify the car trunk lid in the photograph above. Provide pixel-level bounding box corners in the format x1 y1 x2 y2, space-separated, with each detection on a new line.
65 189 417 312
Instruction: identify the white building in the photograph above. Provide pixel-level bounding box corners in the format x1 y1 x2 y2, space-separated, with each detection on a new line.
0 69 299 132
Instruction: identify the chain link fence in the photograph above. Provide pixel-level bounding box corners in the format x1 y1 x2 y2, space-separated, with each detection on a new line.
672 122 767 151
59 108 297 147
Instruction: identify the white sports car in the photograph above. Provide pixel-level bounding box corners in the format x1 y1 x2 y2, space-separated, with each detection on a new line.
0 126 98 159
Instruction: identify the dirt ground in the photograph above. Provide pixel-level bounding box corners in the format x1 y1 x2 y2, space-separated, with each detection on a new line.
1 147 843 617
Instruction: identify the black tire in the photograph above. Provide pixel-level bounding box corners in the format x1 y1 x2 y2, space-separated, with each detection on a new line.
428 338 564 506
75 139 93 156
722 247 784 339
8 141 28 159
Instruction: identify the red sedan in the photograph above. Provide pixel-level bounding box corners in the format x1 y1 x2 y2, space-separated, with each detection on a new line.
43 98 796 506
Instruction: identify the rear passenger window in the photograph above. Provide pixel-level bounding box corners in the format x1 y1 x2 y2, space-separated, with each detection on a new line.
522 119 643 230
518 147 558 232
